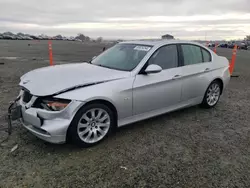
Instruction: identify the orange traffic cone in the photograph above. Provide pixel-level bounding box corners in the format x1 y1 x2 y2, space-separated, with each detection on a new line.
213 43 218 54
48 40 54 66
229 45 239 77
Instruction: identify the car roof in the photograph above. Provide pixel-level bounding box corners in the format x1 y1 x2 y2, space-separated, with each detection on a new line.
120 39 203 47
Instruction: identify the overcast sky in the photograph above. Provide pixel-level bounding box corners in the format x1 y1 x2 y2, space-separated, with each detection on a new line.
0 0 249 40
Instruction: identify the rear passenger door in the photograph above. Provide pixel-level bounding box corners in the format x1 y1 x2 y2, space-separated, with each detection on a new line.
180 44 213 102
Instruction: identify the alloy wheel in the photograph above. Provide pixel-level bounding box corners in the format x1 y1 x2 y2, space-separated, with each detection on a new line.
206 83 221 106
77 108 111 144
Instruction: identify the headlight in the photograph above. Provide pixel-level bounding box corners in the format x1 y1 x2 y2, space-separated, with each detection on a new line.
41 98 71 111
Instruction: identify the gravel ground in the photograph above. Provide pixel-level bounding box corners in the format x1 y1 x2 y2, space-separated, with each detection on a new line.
0 40 250 188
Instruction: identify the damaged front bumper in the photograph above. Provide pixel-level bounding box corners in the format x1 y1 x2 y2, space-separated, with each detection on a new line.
8 92 84 144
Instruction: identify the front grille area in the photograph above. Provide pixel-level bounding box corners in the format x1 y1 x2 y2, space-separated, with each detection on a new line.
23 90 33 103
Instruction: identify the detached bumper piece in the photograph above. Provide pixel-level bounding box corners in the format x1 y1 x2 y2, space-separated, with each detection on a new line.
7 97 21 135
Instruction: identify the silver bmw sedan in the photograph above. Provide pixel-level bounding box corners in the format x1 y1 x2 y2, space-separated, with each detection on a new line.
10 40 230 147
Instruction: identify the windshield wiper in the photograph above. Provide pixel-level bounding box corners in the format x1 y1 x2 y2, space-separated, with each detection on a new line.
94 64 115 70
96 64 109 68
91 63 127 71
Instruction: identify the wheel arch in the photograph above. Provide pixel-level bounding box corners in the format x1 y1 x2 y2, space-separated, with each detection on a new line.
211 78 224 94
205 77 224 95
83 99 118 124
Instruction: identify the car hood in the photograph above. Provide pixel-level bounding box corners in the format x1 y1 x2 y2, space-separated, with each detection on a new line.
20 63 130 96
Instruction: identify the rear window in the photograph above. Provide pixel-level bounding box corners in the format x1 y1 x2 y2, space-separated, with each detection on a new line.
202 49 211 62
181 44 203 65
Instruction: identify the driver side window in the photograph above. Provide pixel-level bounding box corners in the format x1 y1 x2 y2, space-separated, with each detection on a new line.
148 45 178 70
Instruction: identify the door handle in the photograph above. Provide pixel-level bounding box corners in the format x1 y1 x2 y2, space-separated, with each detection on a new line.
204 68 210 72
172 75 182 80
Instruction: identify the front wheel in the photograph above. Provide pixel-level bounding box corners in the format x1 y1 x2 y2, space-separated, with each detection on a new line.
201 80 222 108
69 103 115 147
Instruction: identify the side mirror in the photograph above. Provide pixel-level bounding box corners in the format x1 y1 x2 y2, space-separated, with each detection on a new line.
144 64 162 74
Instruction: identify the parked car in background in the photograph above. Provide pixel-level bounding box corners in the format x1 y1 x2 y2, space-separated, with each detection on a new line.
212 43 216 47
237 42 248 50
69 37 76 41
24 36 33 40
207 43 215 47
75 39 83 42
16 36 23 40
17 36 32 40
218 43 228 48
228 43 235 48
2 35 14 40
30 35 40 40
9 40 231 147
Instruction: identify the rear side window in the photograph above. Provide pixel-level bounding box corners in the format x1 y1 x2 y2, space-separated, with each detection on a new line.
148 45 178 70
181 44 203 65
202 49 211 62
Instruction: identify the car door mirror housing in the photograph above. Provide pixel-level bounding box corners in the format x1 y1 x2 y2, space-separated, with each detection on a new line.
144 64 162 74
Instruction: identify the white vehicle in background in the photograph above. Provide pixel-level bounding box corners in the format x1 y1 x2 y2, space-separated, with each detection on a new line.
75 39 82 42
69 37 76 41
9 40 230 147
23 36 33 40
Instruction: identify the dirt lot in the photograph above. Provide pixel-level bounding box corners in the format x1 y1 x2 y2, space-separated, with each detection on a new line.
0 40 250 188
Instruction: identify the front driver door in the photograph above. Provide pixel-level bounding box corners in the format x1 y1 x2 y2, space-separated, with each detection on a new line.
133 45 183 115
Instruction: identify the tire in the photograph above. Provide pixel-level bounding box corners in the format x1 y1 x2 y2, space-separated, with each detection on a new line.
68 103 115 147
201 80 222 108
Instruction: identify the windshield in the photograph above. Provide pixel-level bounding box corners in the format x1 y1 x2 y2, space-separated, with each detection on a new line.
91 43 152 71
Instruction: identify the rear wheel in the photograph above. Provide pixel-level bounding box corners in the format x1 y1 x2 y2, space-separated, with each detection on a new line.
201 80 222 108
69 103 115 147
